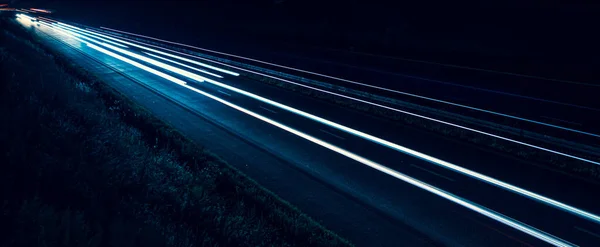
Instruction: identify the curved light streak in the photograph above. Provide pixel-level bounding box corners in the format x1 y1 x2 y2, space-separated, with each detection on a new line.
97 26 600 138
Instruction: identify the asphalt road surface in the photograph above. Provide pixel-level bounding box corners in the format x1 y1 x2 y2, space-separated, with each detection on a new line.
11 13 600 246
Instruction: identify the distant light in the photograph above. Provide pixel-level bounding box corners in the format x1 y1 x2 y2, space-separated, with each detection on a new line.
30 8 52 14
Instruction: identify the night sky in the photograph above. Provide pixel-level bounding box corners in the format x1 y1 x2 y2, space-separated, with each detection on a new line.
10 0 600 80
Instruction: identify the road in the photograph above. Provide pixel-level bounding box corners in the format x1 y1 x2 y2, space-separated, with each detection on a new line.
95 24 600 142
11 14 600 246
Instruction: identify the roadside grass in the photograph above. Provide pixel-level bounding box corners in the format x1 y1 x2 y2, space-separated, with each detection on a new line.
0 19 352 247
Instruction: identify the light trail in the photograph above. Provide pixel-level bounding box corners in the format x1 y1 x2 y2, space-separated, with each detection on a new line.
15 13 36 21
98 25 597 88
144 52 223 78
86 25 600 165
50 23 130 48
37 16 56 23
39 21 579 246
16 9 35 13
38 22 188 86
29 8 52 14
57 22 240 77
52 24 206 83
97 26 600 139
85 28 600 166
179 83 575 247
52 23 129 48
57 22 600 224
85 26 600 165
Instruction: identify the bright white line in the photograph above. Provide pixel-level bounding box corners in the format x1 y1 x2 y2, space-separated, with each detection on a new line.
57 22 240 76
57 23 600 223
52 23 129 48
100 43 207 83
40 23 188 86
86 28 600 166
53 24 206 83
196 73 600 224
88 44 188 86
45 22 576 246
15 13 36 21
97 26 600 138
144 52 223 78
180 84 574 247
96 25 592 88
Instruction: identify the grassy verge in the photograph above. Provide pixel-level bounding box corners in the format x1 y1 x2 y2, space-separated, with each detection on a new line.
0 19 352 247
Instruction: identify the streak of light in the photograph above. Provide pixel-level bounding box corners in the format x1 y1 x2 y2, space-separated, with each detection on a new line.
56 22 239 76
96 26 600 139
179 84 575 247
52 24 205 83
42 22 577 246
85 27 600 166
17 8 35 13
41 23 188 85
54 21 600 224
30 8 52 13
87 43 188 85
37 16 56 23
15 13 36 21
50 23 129 48
196 71 600 224
144 52 223 78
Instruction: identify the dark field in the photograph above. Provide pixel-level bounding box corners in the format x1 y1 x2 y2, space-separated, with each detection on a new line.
0 20 351 247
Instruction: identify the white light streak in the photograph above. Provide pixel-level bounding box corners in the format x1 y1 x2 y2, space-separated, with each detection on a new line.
54 21 600 225
144 52 223 78
37 21 587 246
56 22 239 76
85 27 600 166
96 26 600 139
